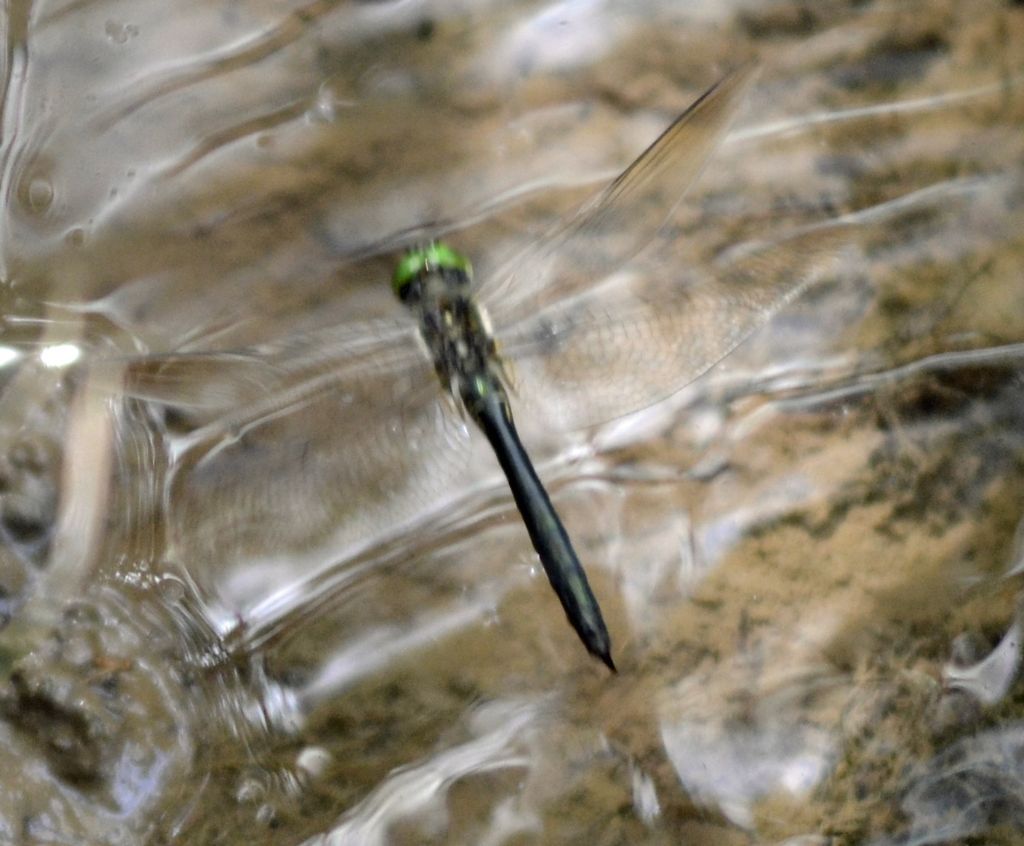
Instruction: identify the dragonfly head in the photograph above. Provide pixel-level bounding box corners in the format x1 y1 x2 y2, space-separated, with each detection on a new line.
392 242 472 304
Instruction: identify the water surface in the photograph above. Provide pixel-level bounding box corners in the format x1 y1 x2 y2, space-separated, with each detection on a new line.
1 0 1023 843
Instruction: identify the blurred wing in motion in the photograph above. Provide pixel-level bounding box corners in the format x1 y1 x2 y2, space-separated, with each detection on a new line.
116 321 477 609
501 218 858 432
479 63 758 325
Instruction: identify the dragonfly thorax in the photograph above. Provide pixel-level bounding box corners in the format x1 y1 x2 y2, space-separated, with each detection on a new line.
405 267 508 418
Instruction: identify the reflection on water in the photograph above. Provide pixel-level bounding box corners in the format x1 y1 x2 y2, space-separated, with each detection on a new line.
1 0 1024 843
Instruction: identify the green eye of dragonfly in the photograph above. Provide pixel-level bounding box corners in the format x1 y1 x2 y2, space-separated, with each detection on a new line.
392 242 472 297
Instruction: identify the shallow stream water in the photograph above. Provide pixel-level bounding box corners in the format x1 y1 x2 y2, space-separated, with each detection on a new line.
1 0 1023 843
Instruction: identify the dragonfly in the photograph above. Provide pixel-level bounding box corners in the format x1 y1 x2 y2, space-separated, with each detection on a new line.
121 62 848 670
390 240 617 669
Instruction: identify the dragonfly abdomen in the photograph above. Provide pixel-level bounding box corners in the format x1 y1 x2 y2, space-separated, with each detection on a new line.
468 383 615 671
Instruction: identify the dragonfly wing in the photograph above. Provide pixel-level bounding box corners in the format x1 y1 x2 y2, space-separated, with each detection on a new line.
115 322 476 603
479 63 758 326
118 317 416 418
500 218 857 432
